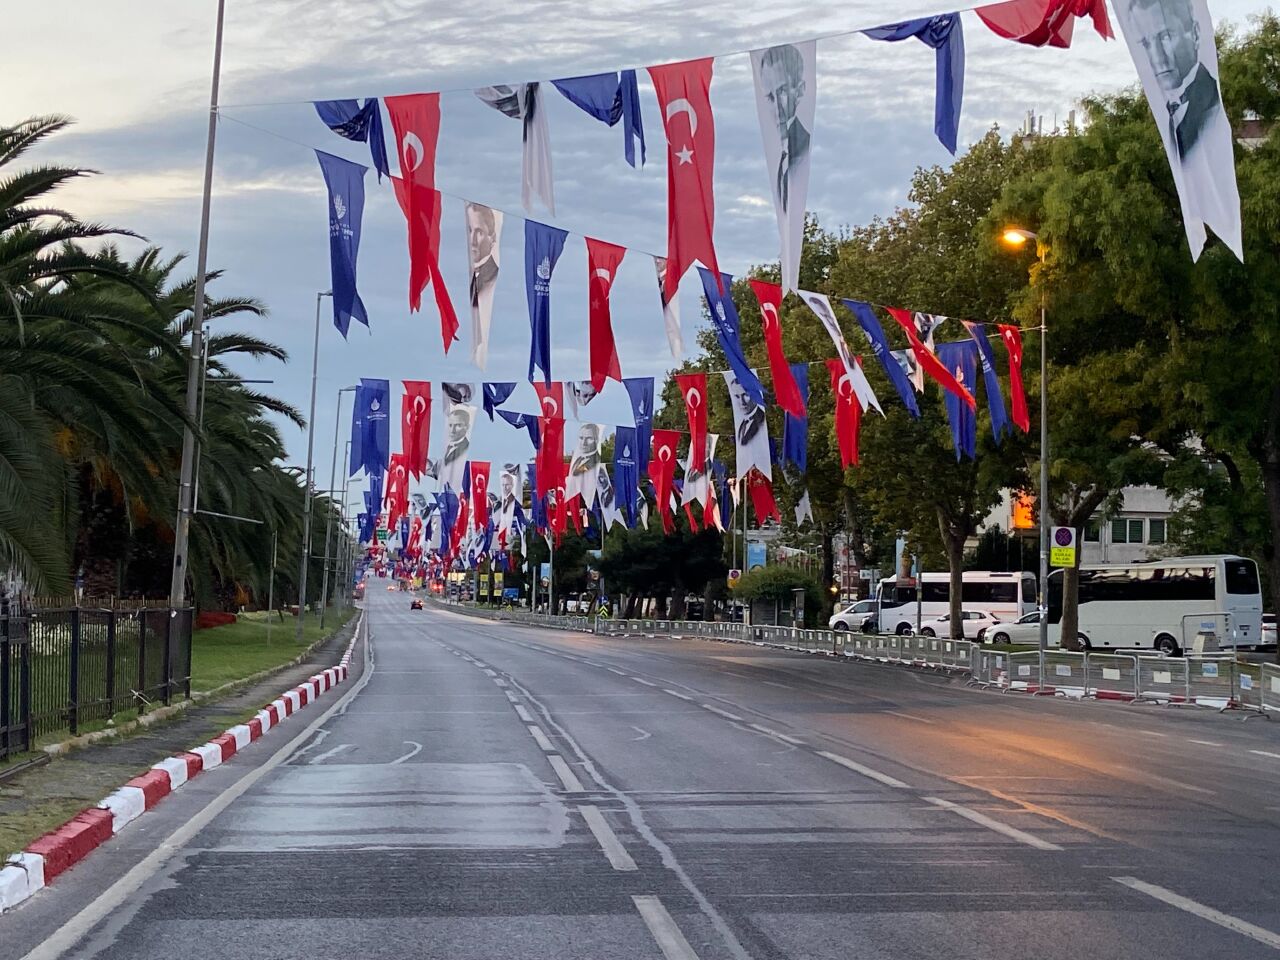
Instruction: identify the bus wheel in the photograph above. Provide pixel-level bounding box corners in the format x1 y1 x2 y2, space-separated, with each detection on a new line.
1077 634 1092 650
1154 633 1179 657
896 623 912 636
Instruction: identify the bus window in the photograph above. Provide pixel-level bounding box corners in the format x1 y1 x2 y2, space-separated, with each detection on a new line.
921 582 948 603
1224 558 1260 595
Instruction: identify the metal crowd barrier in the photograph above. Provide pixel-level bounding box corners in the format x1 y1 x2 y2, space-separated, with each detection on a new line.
1262 663 1280 714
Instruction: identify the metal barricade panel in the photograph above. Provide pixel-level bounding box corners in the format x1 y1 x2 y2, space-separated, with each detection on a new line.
1185 654 1237 706
1262 663 1280 714
1084 653 1139 701
1135 657 1189 703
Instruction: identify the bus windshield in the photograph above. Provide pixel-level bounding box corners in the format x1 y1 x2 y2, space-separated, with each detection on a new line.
1224 558 1260 595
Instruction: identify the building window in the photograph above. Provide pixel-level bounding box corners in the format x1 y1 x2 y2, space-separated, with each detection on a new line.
1084 520 1101 542
1148 518 1166 544
1111 518 1145 544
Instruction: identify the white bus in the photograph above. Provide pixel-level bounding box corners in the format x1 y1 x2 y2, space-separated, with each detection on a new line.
873 570 1038 636
1046 554 1262 655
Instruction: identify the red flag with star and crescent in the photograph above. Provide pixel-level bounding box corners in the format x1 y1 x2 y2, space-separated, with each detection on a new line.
975 0 1111 48
586 238 625 391
470 461 491 531
536 416 565 499
674 373 708 469
746 469 781 527
886 307 976 409
401 380 432 479
383 453 410 532
648 58 720 302
533 381 565 420
649 429 681 531
996 323 1031 432
826 358 863 469
748 279 805 418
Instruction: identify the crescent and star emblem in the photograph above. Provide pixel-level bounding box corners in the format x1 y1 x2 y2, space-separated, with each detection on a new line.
659 445 672 462
593 267 613 286
665 98 698 165
685 388 702 409
838 374 854 399
413 396 427 415
541 397 559 415
402 132 424 172
761 303 780 333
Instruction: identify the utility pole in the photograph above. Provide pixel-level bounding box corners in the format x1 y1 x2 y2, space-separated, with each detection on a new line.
296 291 331 641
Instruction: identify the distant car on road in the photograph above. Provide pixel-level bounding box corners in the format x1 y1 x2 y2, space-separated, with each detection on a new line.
979 611 1044 645
829 599 878 631
917 610 1001 639
1262 613 1276 648
410 597 424 610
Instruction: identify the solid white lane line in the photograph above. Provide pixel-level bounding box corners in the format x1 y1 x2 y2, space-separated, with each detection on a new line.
702 704 743 721
818 750 910 789
924 797 1063 851
748 723 804 745
762 680 792 689
483 668 497 677
580 805 638 871
632 677 658 687
528 725 555 751
633 895 701 960
514 704 535 723
608 667 627 676
391 740 423 764
886 711 935 725
1112 877 1280 950
664 689 694 701
306 743 353 765
1139 730 1167 738
1251 750 1280 760
1189 739 1224 747
549 754 585 791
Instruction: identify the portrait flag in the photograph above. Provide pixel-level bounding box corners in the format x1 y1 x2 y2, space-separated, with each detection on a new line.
750 40 816 292
464 203 503 369
886 307 976 409
681 434 718 510
937 341 979 459
700 268 766 407
996 323 1030 432
826 357 863 469
586 238 625 390
475 83 555 214
846 299 921 417
315 151 369 338
675 373 709 469
470 461 491 531
551 70 646 167
482 381 517 420
649 429 681 531
724 370 772 480
439 403 477 494
649 58 721 301
799 290 882 415
781 361 809 473
313 98 390 180
963 321 1011 440
864 14 965 154
975 0 1112 47
624 377 655 473
349 378 390 477
1111 0 1242 261
613 425 640 528
746 469 782 526
652 256 684 358
525 221 569 384
533 380 565 419
748 279 805 417
402 380 432 478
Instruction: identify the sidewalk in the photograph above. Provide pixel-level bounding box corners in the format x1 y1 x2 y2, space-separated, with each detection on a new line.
0 613 359 856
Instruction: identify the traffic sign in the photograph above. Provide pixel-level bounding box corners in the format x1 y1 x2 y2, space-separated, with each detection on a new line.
1049 526 1077 567
727 568 742 587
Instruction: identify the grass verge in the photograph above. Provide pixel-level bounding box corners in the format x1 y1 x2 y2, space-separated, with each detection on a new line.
191 606 356 692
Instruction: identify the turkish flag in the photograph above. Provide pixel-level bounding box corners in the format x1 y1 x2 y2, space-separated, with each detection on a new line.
674 373 708 468
975 0 1111 48
826 358 863 469
886 307 976 409
408 515 423 557
748 279 805 418
586 238 625 391
536 416 564 498
533 381 565 419
996 323 1031 432
384 453 410 531
648 58 720 302
401 380 432 479
470 461 491 531
746 469 781 526
650 429 681 530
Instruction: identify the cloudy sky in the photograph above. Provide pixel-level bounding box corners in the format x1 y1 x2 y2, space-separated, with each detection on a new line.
3 0 1264 516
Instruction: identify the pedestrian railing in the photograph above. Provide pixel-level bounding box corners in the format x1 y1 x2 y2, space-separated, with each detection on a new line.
1261 663 1280 715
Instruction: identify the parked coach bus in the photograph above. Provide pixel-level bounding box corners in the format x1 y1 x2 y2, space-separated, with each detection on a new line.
873 571 1038 635
1046 554 1262 655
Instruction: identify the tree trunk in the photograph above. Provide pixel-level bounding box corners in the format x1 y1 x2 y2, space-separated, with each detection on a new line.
937 508 966 640
821 526 835 619
1261 456 1280 663
669 591 687 621
1059 563 1081 651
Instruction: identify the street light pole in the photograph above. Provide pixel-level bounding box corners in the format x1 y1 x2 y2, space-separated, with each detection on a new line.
319 385 357 629
296 290 332 642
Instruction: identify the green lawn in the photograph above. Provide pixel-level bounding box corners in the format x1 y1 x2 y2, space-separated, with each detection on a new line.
190 606 357 692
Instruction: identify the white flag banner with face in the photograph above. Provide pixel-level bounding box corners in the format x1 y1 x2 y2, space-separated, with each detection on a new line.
464 203 503 369
653 256 683 358
475 83 555 215
498 462 523 539
439 403 477 494
798 290 883 414
751 40 816 293
724 372 773 480
567 422 606 509
1112 0 1242 261
681 434 719 507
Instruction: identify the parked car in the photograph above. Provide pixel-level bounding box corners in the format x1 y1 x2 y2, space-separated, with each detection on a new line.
1262 613 1276 648
829 599 878 631
410 597 424 610
979 610 1043 645
916 610 1001 639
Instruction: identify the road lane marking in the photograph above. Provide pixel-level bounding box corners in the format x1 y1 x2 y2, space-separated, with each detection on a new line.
514 704 534 723
632 677 658 687
748 723 804 745
633 895 700 960
631 726 652 741
1112 877 1280 949
505 690 519 702
306 743 353 764
924 797 1063 851
762 680 792 689
607 667 627 675
1189 739 1224 747
528 725 555 751
887 711 935 724
1138 730 1167 738
702 704 743 721
579 805 638 871
391 740 423 764
494 678 509 687
664 689 694 701
483 668 497 677
548 754 585 792
818 751 909 789
1251 750 1280 760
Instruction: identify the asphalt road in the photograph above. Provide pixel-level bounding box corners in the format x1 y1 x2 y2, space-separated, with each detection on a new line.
6 587 1280 959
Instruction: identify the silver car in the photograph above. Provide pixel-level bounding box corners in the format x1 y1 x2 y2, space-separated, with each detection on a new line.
829 599 878 631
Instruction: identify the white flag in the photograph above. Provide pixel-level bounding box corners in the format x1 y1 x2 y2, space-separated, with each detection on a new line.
475 83 555 215
497 462 523 540
798 290 883 415
795 489 813 527
654 256 683 358
681 434 718 507
439 403 477 494
724 372 772 479
464 203 502 369
751 40 816 292
1111 0 1241 261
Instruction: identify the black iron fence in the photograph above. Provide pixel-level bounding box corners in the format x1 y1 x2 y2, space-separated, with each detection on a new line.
1 607 192 762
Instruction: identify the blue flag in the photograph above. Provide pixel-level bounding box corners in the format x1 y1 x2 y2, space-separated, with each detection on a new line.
937 341 978 460
551 69 646 167
366 474 383 517
781 362 809 473
313 98 390 181
525 220 569 384
623 377 654 473
439 489 459 557
846 299 921 418
528 461 548 530
698 268 765 407
864 14 965 154
497 409 541 449
964 322 1010 441
399 516 410 555
482 382 518 420
349 378 390 477
613 426 640 529
315 151 369 338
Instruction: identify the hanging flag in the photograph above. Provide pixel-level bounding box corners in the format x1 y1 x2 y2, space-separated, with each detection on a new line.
464 203 503 369
886 307 976 409
747 279 805 417
653 256 683 358
864 15 965 154
536 416 565 498
384 452 410 530
975 0 1111 48
700 268 766 406
624 377 654 473
402 380 432 479
475 83 555 214
996 323 1031 432
798 290 882 415
749 41 817 292
781 362 809 473
567 381 601 417
846 299 921 417
715 465 733 531
649 58 721 301
315 151 369 338
440 403 478 493
963 322 1011 441
904 313 948 392
826 358 864 469
533 380 565 419
441 382 475 412
586 238 625 390
525 221 569 384
613 425 640 528
313 98 390 181
681 434 718 515
723 370 772 480
551 70 646 167
674 372 709 469
1111 0 1241 262
567 422 605 510
649 429 681 532
527 462 547 531
482 381 517 420
746 469 782 526
470 461 491 530
937 341 979 459
349 378 390 477
795 489 814 527
497 462 525 542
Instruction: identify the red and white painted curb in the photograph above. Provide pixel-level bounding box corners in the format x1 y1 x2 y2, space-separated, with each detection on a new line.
0 617 361 914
